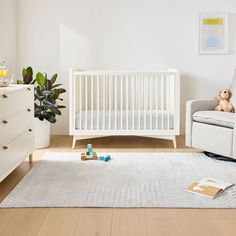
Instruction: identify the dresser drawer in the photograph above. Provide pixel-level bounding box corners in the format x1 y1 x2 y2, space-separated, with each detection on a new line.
0 86 33 118
0 108 34 146
0 130 34 180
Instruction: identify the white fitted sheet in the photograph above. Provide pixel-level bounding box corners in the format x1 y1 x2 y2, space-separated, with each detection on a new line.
75 110 174 130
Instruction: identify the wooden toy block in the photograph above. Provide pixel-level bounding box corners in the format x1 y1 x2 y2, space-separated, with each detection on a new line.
81 152 98 161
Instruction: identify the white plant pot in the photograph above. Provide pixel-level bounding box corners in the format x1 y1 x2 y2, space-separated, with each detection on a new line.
34 118 50 149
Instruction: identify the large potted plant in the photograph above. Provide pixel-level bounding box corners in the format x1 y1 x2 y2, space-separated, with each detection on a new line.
18 67 66 149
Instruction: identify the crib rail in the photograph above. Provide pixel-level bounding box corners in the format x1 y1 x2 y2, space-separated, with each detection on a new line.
69 70 180 136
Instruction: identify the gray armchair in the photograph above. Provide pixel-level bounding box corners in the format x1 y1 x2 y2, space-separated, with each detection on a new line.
186 71 236 159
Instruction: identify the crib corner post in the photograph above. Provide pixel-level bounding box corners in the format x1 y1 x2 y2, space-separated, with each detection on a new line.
172 136 177 149
72 136 77 149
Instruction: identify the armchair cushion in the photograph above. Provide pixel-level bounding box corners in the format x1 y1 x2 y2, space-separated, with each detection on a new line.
193 111 234 129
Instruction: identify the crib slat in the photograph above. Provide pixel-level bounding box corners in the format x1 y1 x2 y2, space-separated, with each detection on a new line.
149 75 152 130
167 75 170 130
79 75 82 130
126 75 129 130
91 75 94 130
97 76 99 130
161 75 164 130
138 76 141 130
103 75 105 130
143 75 146 130
115 75 117 130
109 75 112 130
121 75 123 130
156 75 158 130
85 75 88 130
132 75 135 130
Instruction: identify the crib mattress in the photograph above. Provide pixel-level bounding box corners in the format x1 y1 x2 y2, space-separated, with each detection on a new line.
75 110 174 130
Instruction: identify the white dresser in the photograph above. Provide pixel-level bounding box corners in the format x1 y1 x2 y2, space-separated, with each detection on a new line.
0 85 34 182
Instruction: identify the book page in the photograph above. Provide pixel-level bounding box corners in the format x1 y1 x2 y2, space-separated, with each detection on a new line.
199 178 233 190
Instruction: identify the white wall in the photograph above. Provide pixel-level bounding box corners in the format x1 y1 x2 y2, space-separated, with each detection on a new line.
16 0 236 134
0 0 16 74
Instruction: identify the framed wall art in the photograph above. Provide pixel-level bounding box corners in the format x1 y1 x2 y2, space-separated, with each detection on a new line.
198 12 229 54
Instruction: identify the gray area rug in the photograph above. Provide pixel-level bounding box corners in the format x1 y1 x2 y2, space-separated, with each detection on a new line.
1 152 236 208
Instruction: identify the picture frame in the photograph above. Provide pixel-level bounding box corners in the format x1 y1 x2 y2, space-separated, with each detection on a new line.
198 12 229 54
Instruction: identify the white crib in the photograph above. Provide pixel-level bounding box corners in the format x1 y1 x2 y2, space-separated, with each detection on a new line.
69 70 180 148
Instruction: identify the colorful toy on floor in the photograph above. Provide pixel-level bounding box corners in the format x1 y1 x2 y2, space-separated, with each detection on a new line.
99 155 111 162
80 144 98 161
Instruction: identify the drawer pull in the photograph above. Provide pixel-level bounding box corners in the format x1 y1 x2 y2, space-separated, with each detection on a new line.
2 94 8 98
2 120 8 124
27 108 31 112
28 129 32 132
3 146 8 150
27 88 31 91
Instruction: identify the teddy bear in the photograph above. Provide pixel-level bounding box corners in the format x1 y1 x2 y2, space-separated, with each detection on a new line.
215 89 234 112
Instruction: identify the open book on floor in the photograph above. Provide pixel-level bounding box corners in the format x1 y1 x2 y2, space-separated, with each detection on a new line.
186 178 234 199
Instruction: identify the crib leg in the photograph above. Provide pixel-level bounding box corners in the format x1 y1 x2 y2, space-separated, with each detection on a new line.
172 136 177 149
72 136 77 149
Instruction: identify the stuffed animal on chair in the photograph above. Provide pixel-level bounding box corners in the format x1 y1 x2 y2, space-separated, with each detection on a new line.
215 89 234 112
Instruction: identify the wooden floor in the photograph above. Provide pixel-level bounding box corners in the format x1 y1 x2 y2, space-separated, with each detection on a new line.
0 135 236 236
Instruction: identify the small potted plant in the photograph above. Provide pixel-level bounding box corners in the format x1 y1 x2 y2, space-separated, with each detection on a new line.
17 67 66 148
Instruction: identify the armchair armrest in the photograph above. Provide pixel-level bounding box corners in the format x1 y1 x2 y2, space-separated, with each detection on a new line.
186 99 217 115
185 99 217 147
232 113 236 158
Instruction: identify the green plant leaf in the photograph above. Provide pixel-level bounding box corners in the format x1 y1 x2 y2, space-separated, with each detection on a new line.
45 80 52 90
35 89 45 101
51 83 62 89
45 116 56 123
43 100 56 108
57 105 66 109
36 72 46 86
51 74 57 84
48 106 61 115
46 111 56 117
26 66 33 75
57 88 66 94
23 74 33 84
22 68 27 78
34 104 44 114
36 114 44 121
22 66 33 84
43 112 57 123
50 89 60 100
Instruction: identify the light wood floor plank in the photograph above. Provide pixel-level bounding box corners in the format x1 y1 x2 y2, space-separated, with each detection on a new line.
36 208 80 236
145 209 185 236
0 209 14 232
177 209 220 236
0 208 48 236
0 209 31 236
211 210 236 236
111 208 147 236
74 208 112 236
